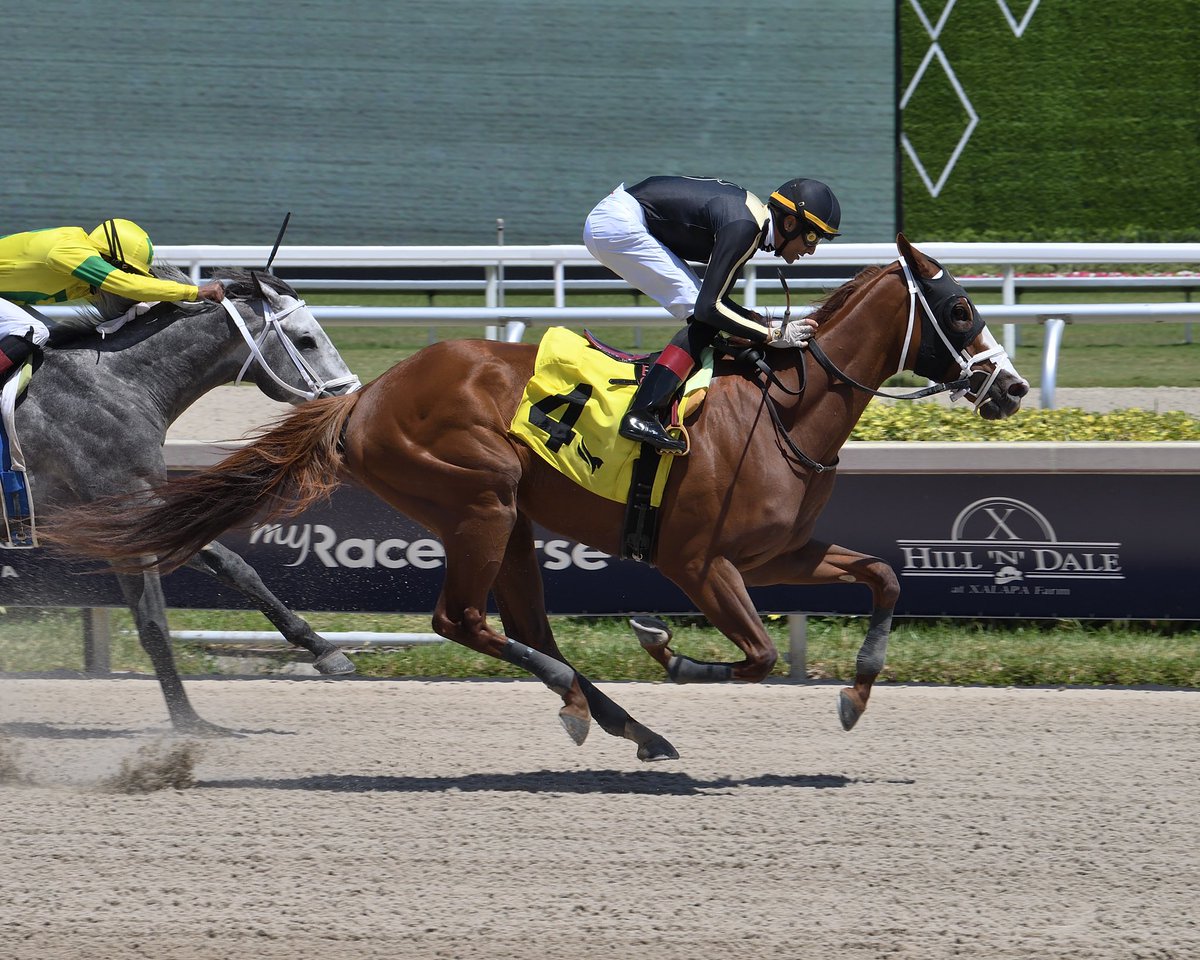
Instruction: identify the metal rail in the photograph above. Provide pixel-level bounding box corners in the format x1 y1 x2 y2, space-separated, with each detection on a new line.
32 241 1200 409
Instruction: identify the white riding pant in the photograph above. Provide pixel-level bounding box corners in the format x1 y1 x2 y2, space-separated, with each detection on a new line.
0 297 50 347
583 184 699 321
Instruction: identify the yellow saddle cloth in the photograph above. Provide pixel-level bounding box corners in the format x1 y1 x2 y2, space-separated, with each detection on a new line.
509 327 711 506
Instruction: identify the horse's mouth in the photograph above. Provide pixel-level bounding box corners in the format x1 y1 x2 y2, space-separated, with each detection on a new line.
974 377 1029 420
318 376 364 399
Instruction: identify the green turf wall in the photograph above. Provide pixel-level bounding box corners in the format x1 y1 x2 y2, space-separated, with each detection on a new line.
901 0 1200 242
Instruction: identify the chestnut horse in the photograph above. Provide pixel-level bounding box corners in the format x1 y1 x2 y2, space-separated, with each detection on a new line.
47 235 1027 760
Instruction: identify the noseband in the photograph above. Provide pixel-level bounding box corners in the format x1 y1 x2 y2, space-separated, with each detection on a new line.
221 296 361 400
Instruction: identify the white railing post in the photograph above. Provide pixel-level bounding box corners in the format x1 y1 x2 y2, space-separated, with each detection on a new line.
82 607 112 675
553 260 566 308
788 613 807 681
1040 317 1067 409
484 264 499 340
1002 265 1018 353
495 219 505 309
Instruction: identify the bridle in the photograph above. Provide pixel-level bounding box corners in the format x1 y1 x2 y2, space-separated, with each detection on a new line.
893 259 1009 409
750 258 1013 473
217 213 361 401
220 295 361 400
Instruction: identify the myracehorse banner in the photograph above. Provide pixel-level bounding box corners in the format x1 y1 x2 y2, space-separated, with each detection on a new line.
4 471 1197 620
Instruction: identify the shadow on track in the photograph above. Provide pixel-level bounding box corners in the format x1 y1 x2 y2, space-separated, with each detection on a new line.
0 721 293 740
199 770 915 796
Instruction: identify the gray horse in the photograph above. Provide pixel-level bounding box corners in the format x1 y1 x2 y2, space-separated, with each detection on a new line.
10 266 360 733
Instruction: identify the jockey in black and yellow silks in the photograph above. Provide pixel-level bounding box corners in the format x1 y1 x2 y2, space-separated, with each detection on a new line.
0 218 225 379
583 176 842 454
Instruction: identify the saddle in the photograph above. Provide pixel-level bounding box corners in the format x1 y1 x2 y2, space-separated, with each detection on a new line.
509 327 719 564
0 301 201 549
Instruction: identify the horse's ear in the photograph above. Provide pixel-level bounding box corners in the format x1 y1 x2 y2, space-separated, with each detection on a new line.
250 270 283 307
250 270 268 298
896 232 936 278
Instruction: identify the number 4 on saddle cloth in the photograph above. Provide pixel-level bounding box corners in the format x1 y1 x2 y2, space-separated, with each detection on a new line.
508 326 714 564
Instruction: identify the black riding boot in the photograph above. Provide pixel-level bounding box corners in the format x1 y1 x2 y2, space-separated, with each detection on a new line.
619 362 688 454
0 333 42 383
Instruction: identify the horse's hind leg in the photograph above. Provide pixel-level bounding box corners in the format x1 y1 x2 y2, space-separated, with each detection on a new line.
651 555 782 683
115 570 227 735
432 504 678 761
491 513 592 745
746 539 900 731
186 542 355 675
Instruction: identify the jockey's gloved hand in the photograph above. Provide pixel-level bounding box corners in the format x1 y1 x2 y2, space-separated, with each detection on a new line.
766 316 817 349
197 282 226 302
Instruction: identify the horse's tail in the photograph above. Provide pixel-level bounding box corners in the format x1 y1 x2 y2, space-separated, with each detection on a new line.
43 392 362 574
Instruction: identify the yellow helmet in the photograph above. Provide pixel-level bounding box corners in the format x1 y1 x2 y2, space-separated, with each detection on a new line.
88 218 155 276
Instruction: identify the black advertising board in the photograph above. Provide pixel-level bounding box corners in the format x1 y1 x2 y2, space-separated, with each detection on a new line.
3 472 1196 621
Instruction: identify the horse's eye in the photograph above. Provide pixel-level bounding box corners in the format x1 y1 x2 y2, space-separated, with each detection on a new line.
951 301 973 327
296 336 318 351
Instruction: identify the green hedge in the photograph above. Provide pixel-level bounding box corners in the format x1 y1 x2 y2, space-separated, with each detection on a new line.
851 403 1200 441
901 1 1200 242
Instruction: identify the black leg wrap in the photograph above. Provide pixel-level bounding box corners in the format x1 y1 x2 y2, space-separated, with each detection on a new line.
575 674 636 738
666 655 735 684
501 639 576 695
855 609 893 678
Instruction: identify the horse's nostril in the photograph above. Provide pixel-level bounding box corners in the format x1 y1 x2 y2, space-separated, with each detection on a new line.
1009 380 1030 398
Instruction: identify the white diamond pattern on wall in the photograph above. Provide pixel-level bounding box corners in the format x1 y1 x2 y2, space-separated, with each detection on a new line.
996 0 1042 37
903 0 1041 197
900 42 977 198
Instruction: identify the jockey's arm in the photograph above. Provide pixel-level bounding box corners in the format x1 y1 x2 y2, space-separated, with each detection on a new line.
44 235 201 303
692 220 771 342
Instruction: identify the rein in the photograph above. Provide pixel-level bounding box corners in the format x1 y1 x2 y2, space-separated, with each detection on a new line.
749 259 1013 471
221 296 361 400
805 338 970 401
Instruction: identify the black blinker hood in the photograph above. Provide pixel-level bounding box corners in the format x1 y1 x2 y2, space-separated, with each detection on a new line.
911 255 986 381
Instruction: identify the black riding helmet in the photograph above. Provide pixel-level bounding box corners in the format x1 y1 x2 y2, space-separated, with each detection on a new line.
768 178 842 246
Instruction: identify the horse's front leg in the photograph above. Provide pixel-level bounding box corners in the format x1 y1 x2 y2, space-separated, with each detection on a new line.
115 568 230 736
187 542 355 675
745 539 900 731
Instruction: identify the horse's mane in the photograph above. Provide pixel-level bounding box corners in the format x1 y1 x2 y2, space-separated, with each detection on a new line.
58 265 299 334
208 268 300 300
806 264 890 325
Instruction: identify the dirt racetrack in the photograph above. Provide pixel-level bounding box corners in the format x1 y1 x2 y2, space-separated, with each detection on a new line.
1 676 1197 959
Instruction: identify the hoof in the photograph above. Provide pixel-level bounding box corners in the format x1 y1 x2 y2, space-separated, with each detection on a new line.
629 615 672 651
558 706 591 746
838 688 866 731
314 650 356 675
637 735 680 762
174 718 240 739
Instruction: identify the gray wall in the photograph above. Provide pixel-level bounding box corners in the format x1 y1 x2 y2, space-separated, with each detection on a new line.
4 0 895 246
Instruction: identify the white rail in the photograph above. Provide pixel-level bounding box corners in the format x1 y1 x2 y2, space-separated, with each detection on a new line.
33 242 1200 410
148 241 1200 272
170 630 443 647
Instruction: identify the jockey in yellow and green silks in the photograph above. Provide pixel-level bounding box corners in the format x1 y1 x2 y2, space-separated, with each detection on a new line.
0 218 225 379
